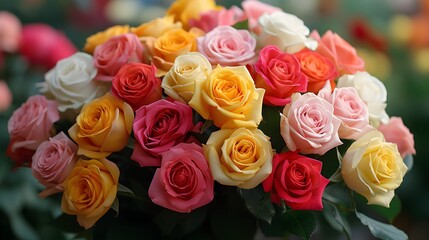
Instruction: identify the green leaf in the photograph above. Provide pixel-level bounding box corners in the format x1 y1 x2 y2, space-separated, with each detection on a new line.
200 120 214 134
232 20 249 30
237 185 275 223
329 147 344 182
259 106 285 153
354 193 402 224
355 211 408 240
117 184 135 198
111 198 119 217
154 207 207 237
323 200 351 239
54 213 85 233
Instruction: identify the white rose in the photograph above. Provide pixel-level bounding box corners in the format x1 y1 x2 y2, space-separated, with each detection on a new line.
337 71 389 127
257 11 317 53
162 52 212 103
39 52 109 113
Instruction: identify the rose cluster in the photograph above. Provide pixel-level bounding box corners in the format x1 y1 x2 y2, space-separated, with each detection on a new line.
6 0 415 232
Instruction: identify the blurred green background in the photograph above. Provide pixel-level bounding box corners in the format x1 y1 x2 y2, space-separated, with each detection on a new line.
1 0 428 239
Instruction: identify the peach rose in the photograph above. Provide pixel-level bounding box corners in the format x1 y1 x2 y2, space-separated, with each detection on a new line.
0 11 21 53
132 16 182 38
166 0 219 30
84 25 130 54
0 80 12 112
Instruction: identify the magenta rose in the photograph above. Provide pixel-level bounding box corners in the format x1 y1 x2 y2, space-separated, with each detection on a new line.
132 99 195 167
189 6 245 33
112 62 163 111
93 33 144 82
280 92 342 155
7 95 60 167
262 151 329 210
378 117 416 158
254 45 308 106
197 25 256 66
148 143 214 213
31 132 77 198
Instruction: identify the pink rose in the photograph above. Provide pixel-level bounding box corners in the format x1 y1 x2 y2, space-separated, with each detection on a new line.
378 117 416 158
189 6 245 33
311 30 365 75
254 45 308 106
132 99 195 167
7 95 60 167
31 132 78 198
280 92 342 155
148 143 214 213
0 11 21 53
93 33 144 82
319 85 373 140
0 80 12 112
241 0 282 35
262 151 329 210
19 24 77 69
112 63 163 111
197 25 256 66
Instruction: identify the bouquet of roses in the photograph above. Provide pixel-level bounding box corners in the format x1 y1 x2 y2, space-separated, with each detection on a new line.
6 0 416 239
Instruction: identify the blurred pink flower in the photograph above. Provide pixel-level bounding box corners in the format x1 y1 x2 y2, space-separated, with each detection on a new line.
189 6 245 33
241 0 282 35
378 117 416 158
0 80 12 112
0 11 21 53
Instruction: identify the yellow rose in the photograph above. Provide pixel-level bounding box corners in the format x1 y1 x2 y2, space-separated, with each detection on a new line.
68 93 134 159
131 15 182 38
162 52 212 103
61 158 119 229
204 128 273 189
341 130 408 207
166 0 220 30
189 65 264 129
83 25 130 54
144 28 199 76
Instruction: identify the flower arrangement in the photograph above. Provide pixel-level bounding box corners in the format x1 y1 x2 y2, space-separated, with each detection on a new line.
6 0 416 239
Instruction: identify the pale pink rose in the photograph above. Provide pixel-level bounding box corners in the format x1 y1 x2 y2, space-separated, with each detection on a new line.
32 132 78 198
189 6 245 33
319 84 373 140
280 92 342 155
0 80 12 112
148 143 214 213
19 24 77 69
7 95 60 167
311 30 365 75
93 33 144 82
197 25 256 66
0 11 21 53
378 117 416 158
241 0 282 35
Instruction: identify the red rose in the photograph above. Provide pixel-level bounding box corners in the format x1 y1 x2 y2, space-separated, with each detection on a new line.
262 151 329 210
112 63 162 111
254 45 307 106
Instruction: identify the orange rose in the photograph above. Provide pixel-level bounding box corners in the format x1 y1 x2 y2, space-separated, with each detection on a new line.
131 15 182 38
166 0 220 30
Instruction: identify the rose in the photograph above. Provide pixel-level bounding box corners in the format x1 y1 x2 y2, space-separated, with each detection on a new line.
144 28 198 77
203 128 273 189
40 52 109 113
7 95 59 167
112 62 162 111
93 33 144 82
148 143 214 213
319 84 373 140
241 0 281 35
132 99 195 167
378 117 416 158
280 92 342 155
337 71 389 127
197 25 256 66
188 6 245 33
162 52 212 103
132 16 182 38
294 49 337 93
166 0 219 30
257 11 317 53
189 65 265 129
254 45 308 106
19 24 77 69
341 130 408 207
311 30 365 75
68 93 134 159
84 25 130 54
31 132 77 198
0 11 21 53
262 151 329 210
61 158 119 229
0 80 12 112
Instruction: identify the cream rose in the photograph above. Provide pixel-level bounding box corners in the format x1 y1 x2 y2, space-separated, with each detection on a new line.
204 128 273 189
162 52 212 103
341 130 408 207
